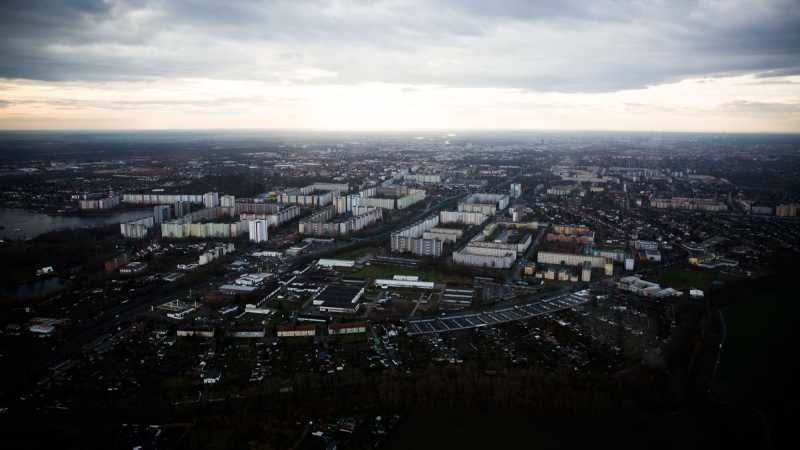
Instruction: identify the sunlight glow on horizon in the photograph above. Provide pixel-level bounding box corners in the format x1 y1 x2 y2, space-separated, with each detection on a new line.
1 74 798 133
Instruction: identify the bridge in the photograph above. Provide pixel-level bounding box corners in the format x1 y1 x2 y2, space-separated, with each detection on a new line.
406 290 592 336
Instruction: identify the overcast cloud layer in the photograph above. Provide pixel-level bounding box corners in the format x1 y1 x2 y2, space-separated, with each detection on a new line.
0 1 799 131
2 0 799 91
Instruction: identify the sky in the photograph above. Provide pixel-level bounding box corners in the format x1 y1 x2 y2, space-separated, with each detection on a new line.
0 0 799 132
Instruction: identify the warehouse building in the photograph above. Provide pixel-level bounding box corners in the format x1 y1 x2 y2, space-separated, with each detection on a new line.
328 322 368 336
375 275 436 290
440 287 475 310
277 324 316 338
317 258 356 268
313 285 365 314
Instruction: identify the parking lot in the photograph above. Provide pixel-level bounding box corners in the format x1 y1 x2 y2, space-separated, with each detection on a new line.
406 290 591 335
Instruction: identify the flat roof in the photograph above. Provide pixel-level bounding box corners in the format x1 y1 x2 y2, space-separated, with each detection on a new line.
219 284 258 292
315 285 363 305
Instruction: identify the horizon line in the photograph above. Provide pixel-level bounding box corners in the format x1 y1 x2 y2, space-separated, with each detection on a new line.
0 128 798 136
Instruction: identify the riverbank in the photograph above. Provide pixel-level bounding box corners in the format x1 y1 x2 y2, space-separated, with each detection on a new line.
0 207 151 240
0 276 65 305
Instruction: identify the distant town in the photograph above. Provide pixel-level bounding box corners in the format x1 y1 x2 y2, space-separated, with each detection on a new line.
1 131 798 449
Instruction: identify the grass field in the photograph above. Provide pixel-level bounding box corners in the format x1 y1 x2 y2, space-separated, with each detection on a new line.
328 245 381 259
654 266 721 290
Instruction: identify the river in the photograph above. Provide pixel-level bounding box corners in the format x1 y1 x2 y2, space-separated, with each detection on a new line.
0 277 64 301
0 207 152 240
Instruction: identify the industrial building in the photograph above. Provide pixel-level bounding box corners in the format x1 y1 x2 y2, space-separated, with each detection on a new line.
277 324 316 338
440 287 475 310
327 323 367 336
317 258 356 268
219 284 258 295
313 285 365 314
617 276 682 298
119 261 148 274
374 275 435 289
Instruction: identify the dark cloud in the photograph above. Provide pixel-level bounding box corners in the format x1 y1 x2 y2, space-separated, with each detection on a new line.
0 0 799 92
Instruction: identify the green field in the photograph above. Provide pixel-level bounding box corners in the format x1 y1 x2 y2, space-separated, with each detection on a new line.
654 266 721 290
328 245 381 259
350 264 472 285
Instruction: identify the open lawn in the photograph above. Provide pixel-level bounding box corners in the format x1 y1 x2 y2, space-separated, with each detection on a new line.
654 266 721 290
327 245 381 259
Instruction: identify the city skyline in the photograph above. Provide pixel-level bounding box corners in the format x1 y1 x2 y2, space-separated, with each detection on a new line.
1 0 799 132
